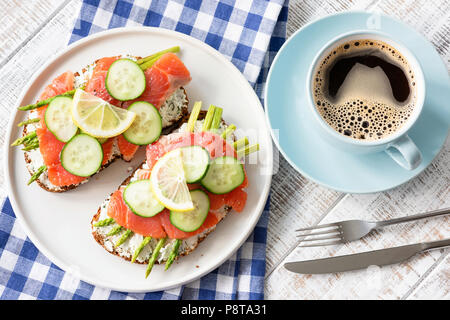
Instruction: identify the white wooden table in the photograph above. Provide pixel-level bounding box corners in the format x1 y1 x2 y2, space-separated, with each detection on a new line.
0 0 448 300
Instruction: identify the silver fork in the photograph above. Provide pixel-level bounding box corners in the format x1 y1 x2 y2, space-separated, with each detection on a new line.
296 207 450 247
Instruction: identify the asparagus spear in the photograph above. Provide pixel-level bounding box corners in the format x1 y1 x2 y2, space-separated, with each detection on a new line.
93 218 115 227
165 239 181 271
22 142 39 151
26 135 39 143
11 131 37 146
139 46 182 70
236 143 260 158
233 137 249 150
107 225 123 236
27 165 46 185
17 118 40 127
187 101 202 132
22 135 39 147
139 56 160 71
115 229 133 248
145 237 166 278
210 107 223 131
201 105 216 131
18 89 76 111
131 236 152 263
221 124 236 139
136 46 180 65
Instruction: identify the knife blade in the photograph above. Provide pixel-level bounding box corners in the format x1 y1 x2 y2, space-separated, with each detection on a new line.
284 239 450 274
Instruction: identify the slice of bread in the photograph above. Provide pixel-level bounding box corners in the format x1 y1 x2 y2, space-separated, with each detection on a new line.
21 57 189 192
91 111 236 265
90 165 232 265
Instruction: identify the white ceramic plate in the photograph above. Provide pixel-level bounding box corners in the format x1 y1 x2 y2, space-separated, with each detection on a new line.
4 27 273 292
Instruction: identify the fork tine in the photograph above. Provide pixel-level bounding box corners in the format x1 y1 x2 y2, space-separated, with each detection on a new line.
299 234 343 242
299 239 343 247
295 222 340 232
296 229 341 238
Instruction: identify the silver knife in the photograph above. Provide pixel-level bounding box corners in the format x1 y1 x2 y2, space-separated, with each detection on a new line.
284 238 450 274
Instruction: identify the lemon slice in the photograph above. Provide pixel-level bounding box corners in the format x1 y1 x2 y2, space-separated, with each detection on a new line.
71 89 136 138
150 148 194 212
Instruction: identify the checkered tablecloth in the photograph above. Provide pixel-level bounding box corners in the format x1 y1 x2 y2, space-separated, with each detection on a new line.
0 0 288 299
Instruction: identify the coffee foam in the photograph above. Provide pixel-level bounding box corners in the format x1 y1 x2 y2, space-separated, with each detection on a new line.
313 39 416 141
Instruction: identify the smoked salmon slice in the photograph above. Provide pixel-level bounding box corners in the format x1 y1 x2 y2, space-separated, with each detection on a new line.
106 185 224 240
107 189 129 227
159 208 220 240
36 127 65 166
93 53 191 161
122 52 191 109
146 131 237 170
207 172 248 213
34 69 117 187
119 53 191 161
101 138 115 166
34 71 89 186
107 187 167 238
117 134 139 162
106 130 247 240
127 206 167 239
85 57 137 162
37 71 75 124
85 56 122 107
125 67 171 108
47 163 86 187
153 52 191 82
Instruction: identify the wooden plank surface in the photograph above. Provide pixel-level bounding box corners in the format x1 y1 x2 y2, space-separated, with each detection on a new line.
266 157 342 273
0 0 73 65
408 254 450 299
0 0 448 299
266 139 449 299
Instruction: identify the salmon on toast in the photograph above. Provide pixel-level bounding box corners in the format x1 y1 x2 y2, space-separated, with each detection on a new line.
91 105 258 277
14 47 191 192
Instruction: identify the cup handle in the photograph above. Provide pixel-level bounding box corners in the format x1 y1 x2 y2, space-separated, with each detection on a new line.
385 135 422 170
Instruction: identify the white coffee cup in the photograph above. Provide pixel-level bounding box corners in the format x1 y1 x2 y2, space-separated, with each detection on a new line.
306 30 425 170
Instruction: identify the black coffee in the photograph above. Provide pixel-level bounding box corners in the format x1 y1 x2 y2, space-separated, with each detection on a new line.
313 39 417 140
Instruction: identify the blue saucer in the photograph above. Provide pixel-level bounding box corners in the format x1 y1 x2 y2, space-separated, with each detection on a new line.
265 12 450 193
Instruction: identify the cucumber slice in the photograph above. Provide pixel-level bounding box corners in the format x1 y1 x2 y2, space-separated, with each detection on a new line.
170 190 210 232
200 156 245 194
44 96 78 142
60 134 103 177
181 146 210 183
123 101 162 145
105 59 146 101
123 180 165 217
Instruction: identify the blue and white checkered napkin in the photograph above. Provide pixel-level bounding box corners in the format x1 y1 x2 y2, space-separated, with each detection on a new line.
0 0 288 300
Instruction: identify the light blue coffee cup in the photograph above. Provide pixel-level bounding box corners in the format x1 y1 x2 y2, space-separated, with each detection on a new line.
306 30 425 170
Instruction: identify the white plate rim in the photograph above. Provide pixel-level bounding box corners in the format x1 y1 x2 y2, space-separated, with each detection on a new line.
4 27 273 292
